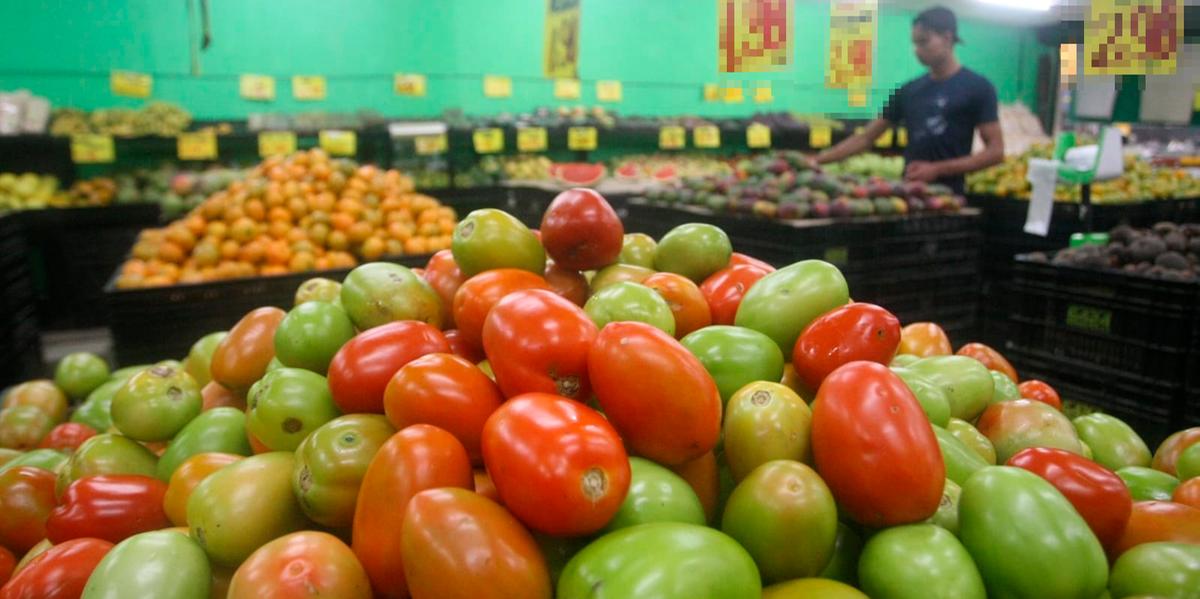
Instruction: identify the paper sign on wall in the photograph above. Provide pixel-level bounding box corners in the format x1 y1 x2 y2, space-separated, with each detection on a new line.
177 131 218 160
554 79 582 100
1085 0 1181 75
111 71 152 98
827 0 878 91
544 0 581 78
518 127 548 152
70 134 115 163
293 76 327 100
568 126 597 151
484 75 513 98
694 125 721 148
718 0 793 73
596 80 622 102
473 128 504 153
240 75 276 101
258 131 297 157
394 74 428 97
319 130 356 156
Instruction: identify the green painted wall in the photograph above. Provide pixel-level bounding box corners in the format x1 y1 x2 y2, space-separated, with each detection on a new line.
0 0 1043 120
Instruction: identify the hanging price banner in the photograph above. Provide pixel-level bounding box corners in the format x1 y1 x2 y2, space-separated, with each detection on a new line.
544 0 581 78
415 134 448 156
517 127 548 153
110 71 153 98
719 0 793 73
473 128 504 153
177 131 218 160
753 84 773 103
70 134 115 164
659 126 686 150
483 75 512 98
827 0 878 90
567 126 597 151
293 76 327 100
1085 0 1181 75
897 127 907 147
596 80 623 103
554 79 581 100
874 128 894 148
746 123 771 148
809 125 832 148
694 125 721 149
394 74 427 97
258 131 297 157
319 130 356 156
239 74 276 101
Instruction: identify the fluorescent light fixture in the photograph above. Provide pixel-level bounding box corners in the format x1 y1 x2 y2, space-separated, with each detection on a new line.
978 0 1053 10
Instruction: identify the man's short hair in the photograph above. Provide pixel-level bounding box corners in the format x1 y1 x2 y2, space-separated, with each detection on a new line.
914 6 961 43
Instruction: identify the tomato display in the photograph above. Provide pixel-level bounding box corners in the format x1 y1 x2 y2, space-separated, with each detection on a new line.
0 538 113 599
699 264 771 326
339 262 443 330
327 321 450 414
792 302 900 390
540 188 623 271
1007 447 1132 550
482 289 597 401
0 467 57 554
228 531 371 599
81 530 211 598
642 272 711 338
210 307 285 395
453 268 551 351
384 353 501 463
46 475 170 544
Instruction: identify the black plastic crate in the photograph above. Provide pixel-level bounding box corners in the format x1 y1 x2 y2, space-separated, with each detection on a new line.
0 305 44 389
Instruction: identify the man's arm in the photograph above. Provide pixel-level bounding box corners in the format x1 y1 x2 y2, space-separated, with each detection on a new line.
814 118 892 165
904 121 1004 182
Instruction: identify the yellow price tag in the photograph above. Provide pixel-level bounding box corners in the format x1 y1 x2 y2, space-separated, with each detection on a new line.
239 74 275 101
568 126 598 151
293 76 327 100
659 126 686 150
875 128 894 148
848 90 868 107
483 75 512 98
258 131 297 157
810 125 832 149
723 86 744 103
1115 122 1132 137
70 134 115 164
319 130 356 156
753 85 773 104
747 123 771 149
517 127 548 153
694 125 720 149
177 131 218 160
597 80 623 103
394 74 427 97
414 134 448 156
554 79 581 100
703 84 720 102
473 128 504 153
110 71 152 98
897 127 908 147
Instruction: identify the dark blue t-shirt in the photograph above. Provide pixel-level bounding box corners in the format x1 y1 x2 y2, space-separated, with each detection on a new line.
881 67 998 194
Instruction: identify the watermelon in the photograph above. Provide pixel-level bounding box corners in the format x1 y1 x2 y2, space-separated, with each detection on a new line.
552 162 607 186
616 162 640 179
653 164 678 182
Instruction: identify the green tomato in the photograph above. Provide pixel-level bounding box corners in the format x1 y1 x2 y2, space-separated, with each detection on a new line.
892 367 951 427
925 478 963 537
0 406 55 450
681 326 785 405
907 356 995 421
1177 443 1200 480
82 530 211 599
858 524 985 599
584 281 676 336
535 532 591 589
605 457 705 531
53 352 110 402
947 418 997 465
589 263 655 293
1116 466 1180 501
0 448 67 475
819 522 863 586
292 414 394 528
721 460 837 583
558 522 761 599
933 426 989 486
110 364 153 383
183 332 226 388
1079 441 1094 461
58 433 158 495
340 262 442 330
156 407 253 481
959 466 1108 599
246 368 341 452
763 578 868 598
452 208 545 276
1072 413 1151 471
618 233 657 268
1108 542 1200 598
111 363 202 442
890 354 920 368
722 381 811 482
273 301 356 374
653 223 732 282
265 356 284 373
294 277 342 306
989 371 1020 403
734 260 849 355
70 380 122 432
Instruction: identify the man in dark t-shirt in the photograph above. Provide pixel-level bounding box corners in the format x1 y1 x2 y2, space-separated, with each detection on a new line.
815 6 1004 194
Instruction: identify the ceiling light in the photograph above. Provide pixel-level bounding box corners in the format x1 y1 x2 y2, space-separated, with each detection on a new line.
977 0 1053 11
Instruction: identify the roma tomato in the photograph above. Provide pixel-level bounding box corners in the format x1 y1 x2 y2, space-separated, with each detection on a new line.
898 322 953 357
58 434 158 497
1109 542 1200 599
327 321 450 414
423 249 467 327
0 449 66 478
642 272 711 338
402 488 552 599
1017 379 1062 411
0 467 57 554
272 300 356 374
590 263 654 293
384 353 502 462
617 233 656 269
200 381 244 412
483 289 597 401
183 331 226 388
339 262 442 330
544 261 589 308
209 307 285 395
906 356 994 421
728 252 774 271
81 530 210 599
0 538 112 599
589 322 722 465
352 424 473 598
228 531 371 599
453 269 550 351
111 363 202 442
540 188 623 271
1152 427 1200 476
46 475 169 544
37 423 95 452
155 407 251 481
699 264 771 326
53 355 109 403
1072 413 1150 471
762 578 867 599
653 223 732 282
680 326 784 405
605 457 705 531
3 381 68 423
975 399 1082 463
292 414 394 528
956 343 1018 383
584 282 675 336
892 367 951 427
163 452 243 527
1109 500 1200 558
734 260 849 355
668 451 719 524
482 393 630 536
811 362 944 527
947 418 997 464
1118 466 1181 501
1175 477 1200 510
722 382 812 482
452 208 546 277
0 407 55 451
1007 447 1132 549
933 426 988 486
443 329 484 363
1176 443 1200 479
792 302 900 390
246 368 341 452
858 524 985 599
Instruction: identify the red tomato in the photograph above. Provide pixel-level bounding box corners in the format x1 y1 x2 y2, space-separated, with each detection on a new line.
0 467 56 554
210 307 286 394
588 322 722 466
811 361 944 527
1174 478 1200 510
473 469 500 503
897 322 953 357
443 329 484 364
481 393 630 536
1007 447 1132 549
328 322 450 414
792 302 901 390
1109 500 1200 559
228 531 372 599
539 188 623 271
36 423 96 452
482 289 597 401
45 475 169 544
352 424 473 598
1017 379 1062 411
728 252 775 272
452 269 550 351
643 272 712 338
0 546 13 586
423 250 467 329
384 353 504 464
544 261 589 307
957 342 1019 383
1152 427 1200 476
668 451 720 524
0 538 112 599
201 381 245 412
699 264 771 326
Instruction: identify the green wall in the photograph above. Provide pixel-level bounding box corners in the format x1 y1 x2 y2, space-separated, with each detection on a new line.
0 0 1044 120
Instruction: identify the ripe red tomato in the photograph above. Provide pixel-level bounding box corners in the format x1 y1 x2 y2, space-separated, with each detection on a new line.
45 475 169 544
210 307 286 394
453 269 550 351
384 353 504 464
482 289 597 401
539 188 623 271
0 467 57 554
1017 379 1062 411
811 361 944 527
1174 477 1200 510
1007 447 1132 549
792 303 901 390
228 531 372 599
897 322 953 357
957 342 1019 383
352 424 473 598
1152 427 1200 476
699 264 771 326
443 329 484 364
643 272 712 338
1109 500 1200 559
423 250 467 329
36 423 96 452
0 546 13 586
728 252 775 272
481 393 630 536
328 322 450 414
0 537 113 599
544 261 589 307
588 322 722 466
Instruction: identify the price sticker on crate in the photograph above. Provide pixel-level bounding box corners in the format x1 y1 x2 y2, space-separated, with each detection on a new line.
258 131 297 157
517 127 548 153
319 130 356 156
483 75 512 98
292 76 327 100
239 74 276 101
70 134 115 164
177 131 218 160
473 128 504 154
414 134 448 156
554 79 581 100
746 123 771 149
394 73 427 97
875 128 894 148
596 80 622 103
659 126 686 150
809 125 832 149
110 70 152 98
567 126 597 151
693 125 720 149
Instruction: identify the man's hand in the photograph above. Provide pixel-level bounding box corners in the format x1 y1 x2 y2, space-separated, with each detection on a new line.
905 160 942 182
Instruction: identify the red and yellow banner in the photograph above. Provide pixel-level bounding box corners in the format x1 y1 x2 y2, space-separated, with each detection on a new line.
827 0 877 91
544 0 581 79
1085 0 1181 75
718 0 792 73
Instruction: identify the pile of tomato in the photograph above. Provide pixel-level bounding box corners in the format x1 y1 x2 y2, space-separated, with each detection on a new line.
2 187 1200 598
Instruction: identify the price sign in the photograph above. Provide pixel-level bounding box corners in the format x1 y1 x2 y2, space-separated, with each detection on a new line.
319 130 356 156
694 125 720 149
809 125 832 148
848 90 867 107
414 134 448 156
554 79 581 100
293 76 327 100
177 131 218 160
483 75 512 98
567 126 597 151
517 127 548 153
258 131 297 157
394 74 427 97
897 127 908 147
110 70 152 98
747 123 771 149
723 85 744 103
703 84 720 102
596 80 623 103
753 84 773 104
70 134 115 164
659 126 686 150
473 128 504 153
239 74 276 101
875 128 894 148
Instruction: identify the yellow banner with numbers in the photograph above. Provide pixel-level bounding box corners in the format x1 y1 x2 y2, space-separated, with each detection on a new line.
1084 0 1181 75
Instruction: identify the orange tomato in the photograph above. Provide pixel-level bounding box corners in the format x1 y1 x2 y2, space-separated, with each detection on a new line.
1152 427 1200 476
643 272 713 338
1108 500 1200 559
201 381 245 412
162 452 243 526
898 322 953 357
452 269 551 351
228 531 371 599
209 307 285 394
1173 478 1200 510
668 450 720 523
956 342 1018 382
